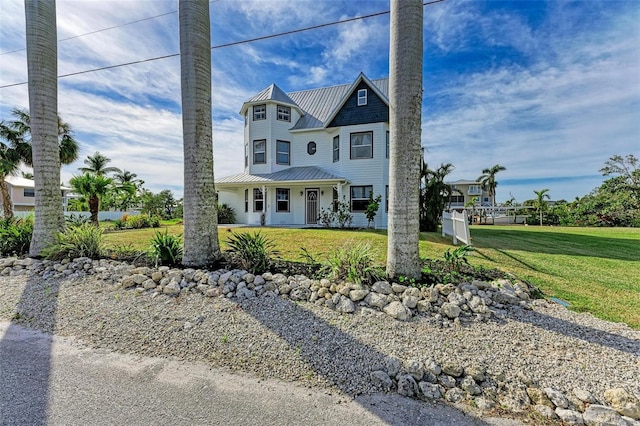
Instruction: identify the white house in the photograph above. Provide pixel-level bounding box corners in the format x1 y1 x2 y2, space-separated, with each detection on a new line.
1 175 73 215
216 73 391 228
446 179 492 209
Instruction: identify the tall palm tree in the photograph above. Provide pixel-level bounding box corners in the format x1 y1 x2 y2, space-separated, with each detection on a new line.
108 169 142 211
533 188 550 226
477 164 507 207
179 0 220 267
25 0 63 256
419 161 453 232
387 0 423 280
69 173 112 225
0 122 23 217
79 151 121 176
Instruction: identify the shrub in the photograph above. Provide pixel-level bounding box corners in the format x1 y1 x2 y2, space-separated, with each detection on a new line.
0 216 33 256
443 245 474 272
217 203 235 224
149 230 183 266
43 223 105 260
324 240 383 285
316 197 353 228
364 194 382 228
65 213 91 227
226 231 278 274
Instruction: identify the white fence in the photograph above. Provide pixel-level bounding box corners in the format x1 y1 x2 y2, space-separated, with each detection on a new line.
13 211 139 221
442 210 471 245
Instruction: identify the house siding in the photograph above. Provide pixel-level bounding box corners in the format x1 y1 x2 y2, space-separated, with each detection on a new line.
328 81 389 128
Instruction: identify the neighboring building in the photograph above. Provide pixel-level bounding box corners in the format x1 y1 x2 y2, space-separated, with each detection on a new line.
446 179 491 209
1 175 73 214
216 73 391 228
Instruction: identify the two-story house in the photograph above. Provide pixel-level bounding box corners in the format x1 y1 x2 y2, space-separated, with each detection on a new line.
216 73 391 228
1 175 73 215
446 179 491 209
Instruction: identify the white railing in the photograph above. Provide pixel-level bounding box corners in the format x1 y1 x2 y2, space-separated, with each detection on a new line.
442 210 470 245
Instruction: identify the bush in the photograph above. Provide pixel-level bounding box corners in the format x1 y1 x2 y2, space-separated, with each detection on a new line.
217 203 235 224
226 231 278 274
149 230 182 266
324 240 383 286
317 197 353 228
65 213 91 227
115 213 161 230
0 216 33 256
43 223 105 260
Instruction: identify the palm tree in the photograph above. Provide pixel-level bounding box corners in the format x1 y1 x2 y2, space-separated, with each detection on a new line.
25 0 63 256
0 122 23 217
477 164 507 207
179 0 220 267
533 188 551 226
419 162 453 232
79 151 121 176
106 169 142 211
386 0 423 280
69 173 112 225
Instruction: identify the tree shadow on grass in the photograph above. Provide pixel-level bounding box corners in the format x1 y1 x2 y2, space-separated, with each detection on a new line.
0 275 59 425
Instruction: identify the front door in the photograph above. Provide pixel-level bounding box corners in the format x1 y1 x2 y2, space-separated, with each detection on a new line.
306 189 319 224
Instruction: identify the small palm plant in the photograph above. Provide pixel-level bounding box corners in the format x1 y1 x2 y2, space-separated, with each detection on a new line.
149 229 183 266
226 231 278 274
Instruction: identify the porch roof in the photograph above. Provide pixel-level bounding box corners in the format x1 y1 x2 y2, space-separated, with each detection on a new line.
216 166 347 187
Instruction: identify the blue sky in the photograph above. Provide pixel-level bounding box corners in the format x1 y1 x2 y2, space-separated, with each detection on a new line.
1 0 638 203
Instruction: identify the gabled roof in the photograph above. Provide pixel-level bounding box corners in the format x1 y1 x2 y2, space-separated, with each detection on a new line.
447 179 483 185
239 83 299 115
216 166 347 187
4 175 35 188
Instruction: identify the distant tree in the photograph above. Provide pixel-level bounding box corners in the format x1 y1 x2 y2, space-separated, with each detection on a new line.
21 171 34 179
600 154 639 201
477 164 506 207
420 162 454 232
140 189 180 219
533 188 550 226
69 173 113 225
79 151 121 176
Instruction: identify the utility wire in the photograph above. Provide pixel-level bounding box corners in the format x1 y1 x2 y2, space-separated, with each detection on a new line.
0 0 445 89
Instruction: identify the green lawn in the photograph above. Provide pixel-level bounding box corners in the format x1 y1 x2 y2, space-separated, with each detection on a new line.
102 225 640 329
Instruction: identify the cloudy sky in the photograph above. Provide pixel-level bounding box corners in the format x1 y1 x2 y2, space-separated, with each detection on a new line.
1 0 638 203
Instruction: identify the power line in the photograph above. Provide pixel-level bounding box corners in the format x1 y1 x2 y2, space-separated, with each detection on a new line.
0 0 445 89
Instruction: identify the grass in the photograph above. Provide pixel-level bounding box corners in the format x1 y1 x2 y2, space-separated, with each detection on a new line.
101 224 640 329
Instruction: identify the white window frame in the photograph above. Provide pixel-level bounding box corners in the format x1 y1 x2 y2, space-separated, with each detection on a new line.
357 89 367 106
386 131 389 159
333 136 340 162
276 140 290 165
244 189 249 212
253 188 264 212
307 141 316 155
277 105 291 122
23 188 35 197
253 104 266 121
276 188 290 212
253 139 266 164
350 185 372 212
350 131 373 159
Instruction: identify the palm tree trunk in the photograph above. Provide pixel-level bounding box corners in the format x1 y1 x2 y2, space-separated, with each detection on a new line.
386 0 423 280
25 1 64 257
1 179 13 218
179 0 220 267
88 195 99 225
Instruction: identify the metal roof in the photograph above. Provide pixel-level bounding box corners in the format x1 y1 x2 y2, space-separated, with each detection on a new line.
4 176 35 187
245 83 299 106
447 179 483 185
216 166 346 186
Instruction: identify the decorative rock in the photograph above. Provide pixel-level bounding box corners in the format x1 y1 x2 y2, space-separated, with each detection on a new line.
604 388 640 420
370 370 393 391
391 283 407 293
475 397 496 411
460 376 482 395
218 271 233 285
151 271 163 282
441 363 464 378
253 275 265 286
405 360 424 381
416 300 431 314
162 281 181 295
385 357 401 378
364 292 389 309
335 296 356 314
440 302 462 319
372 281 393 295
121 276 137 288
535 405 559 419
556 408 585 425
418 382 442 399
349 289 369 302
445 387 465 403
402 295 419 309
383 301 412 321
289 287 311 301
465 365 486 383
439 374 456 389
397 374 419 398
142 279 157 289
425 358 441 376
574 388 599 404
583 405 626 426
527 387 554 408
545 387 570 409
205 287 222 297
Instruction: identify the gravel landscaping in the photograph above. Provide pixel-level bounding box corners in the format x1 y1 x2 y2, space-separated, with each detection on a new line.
1 256 639 425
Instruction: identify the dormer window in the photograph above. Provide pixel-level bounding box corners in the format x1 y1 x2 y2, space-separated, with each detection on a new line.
277 105 291 122
253 104 266 120
357 89 367 106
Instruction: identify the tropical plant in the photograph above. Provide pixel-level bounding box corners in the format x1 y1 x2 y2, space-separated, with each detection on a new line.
387 0 423 280
0 216 33 256
226 231 278 274
69 173 113 225
149 230 183 266
419 162 454 232
533 188 551 226
324 240 383 286
364 194 382 228
443 245 474 272
65 213 91 226
477 164 506 207
216 203 235 224
179 0 220 267
317 196 353 228
24 1 65 256
42 223 105 260
79 151 121 176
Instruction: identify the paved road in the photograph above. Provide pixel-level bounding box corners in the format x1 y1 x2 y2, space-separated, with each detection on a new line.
0 322 522 426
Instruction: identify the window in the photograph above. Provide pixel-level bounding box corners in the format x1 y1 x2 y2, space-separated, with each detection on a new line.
276 140 290 165
244 189 249 212
23 188 35 197
350 131 373 159
385 185 389 212
333 136 340 162
350 185 372 212
253 104 266 120
450 195 465 204
468 185 482 195
253 139 266 164
244 144 248 168
276 188 290 212
277 105 291 122
386 131 389 159
357 89 367 106
332 188 339 212
307 141 316 155
253 188 264 212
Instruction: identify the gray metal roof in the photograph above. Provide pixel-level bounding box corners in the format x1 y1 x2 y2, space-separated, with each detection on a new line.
216 166 346 186
245 83 299 106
